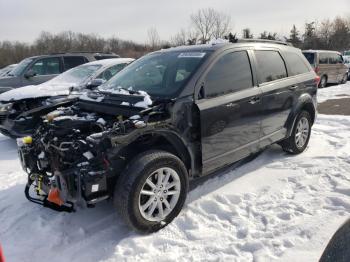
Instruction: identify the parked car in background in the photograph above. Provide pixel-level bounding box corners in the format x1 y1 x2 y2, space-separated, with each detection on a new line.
302 50 348 88
18 40 319 232
343 52 350 80
0 58 133 137
0 52 120 94
0 64 18 78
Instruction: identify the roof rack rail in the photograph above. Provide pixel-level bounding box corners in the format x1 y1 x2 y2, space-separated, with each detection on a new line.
237 39 293 46
48 51 117 55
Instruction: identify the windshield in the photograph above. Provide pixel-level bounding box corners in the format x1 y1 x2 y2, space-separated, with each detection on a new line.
9 58 33 76
302 52 315 66
99 51 210 97
344 51 350 56
49 64 102 85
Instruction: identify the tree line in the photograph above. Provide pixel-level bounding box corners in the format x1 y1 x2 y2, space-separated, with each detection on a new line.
0 8 350 68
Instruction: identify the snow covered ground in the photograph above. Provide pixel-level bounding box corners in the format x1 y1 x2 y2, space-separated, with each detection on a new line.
1 83 350 262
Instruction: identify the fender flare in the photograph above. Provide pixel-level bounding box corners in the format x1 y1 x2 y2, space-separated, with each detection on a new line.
286 93 316 137
115 128 196 176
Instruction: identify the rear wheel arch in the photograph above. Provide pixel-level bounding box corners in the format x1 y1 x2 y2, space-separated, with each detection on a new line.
286 97 316 137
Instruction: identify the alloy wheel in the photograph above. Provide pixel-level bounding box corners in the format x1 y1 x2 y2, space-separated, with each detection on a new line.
295 117 310 149
138 167 181 222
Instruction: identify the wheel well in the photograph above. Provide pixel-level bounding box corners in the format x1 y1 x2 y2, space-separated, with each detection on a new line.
118 134 192 173
301 102 316 124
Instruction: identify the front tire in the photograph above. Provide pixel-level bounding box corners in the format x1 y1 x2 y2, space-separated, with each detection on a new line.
340 73 348 84
114 150 188 233
281 111 312 154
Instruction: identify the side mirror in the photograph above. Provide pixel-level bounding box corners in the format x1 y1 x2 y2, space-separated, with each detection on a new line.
86 78 106 89
24 69 37 79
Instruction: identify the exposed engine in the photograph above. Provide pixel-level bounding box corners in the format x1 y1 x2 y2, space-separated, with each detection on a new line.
18 90 169 212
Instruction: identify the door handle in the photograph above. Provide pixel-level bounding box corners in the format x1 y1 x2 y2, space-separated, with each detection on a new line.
288 85 298 91
248 97 260 105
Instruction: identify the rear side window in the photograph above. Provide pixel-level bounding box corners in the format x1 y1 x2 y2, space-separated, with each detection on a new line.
255 50 287 83
205 51 253 98
302 52 315 66
64 56 88 70
319 53 329 64
284 52 310 76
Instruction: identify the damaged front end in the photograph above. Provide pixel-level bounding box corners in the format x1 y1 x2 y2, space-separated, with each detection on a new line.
18 90 170 212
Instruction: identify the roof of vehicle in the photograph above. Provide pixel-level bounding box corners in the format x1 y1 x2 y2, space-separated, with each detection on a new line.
156 40 298 54
83 58 134 67
302 50 342 54
24 52 119 60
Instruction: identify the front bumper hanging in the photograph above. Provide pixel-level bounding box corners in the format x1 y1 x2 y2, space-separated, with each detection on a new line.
24 179 75 213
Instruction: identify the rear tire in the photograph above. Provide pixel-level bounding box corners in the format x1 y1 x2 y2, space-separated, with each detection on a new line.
319 75 327 88
281 111 312 154
114 150 188 233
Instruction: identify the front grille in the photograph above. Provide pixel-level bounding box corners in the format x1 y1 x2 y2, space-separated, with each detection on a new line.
0 114 6 124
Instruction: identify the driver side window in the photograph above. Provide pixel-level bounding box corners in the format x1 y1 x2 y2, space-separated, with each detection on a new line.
29 57 61 76
205 51 253 98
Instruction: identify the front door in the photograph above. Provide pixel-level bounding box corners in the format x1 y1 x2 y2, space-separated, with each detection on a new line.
196 50 262 174
22 57 62 86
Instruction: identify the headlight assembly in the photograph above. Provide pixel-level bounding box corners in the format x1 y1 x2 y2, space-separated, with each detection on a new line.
0 102 13 112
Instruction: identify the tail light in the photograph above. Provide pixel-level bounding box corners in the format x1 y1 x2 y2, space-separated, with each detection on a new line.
0 244 5 262
315 75 321 86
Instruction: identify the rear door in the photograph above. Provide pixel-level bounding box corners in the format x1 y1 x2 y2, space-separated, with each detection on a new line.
253 49 294 146
22 57 63 85
326 53 339 83
196 49 262 174
63 56 88 71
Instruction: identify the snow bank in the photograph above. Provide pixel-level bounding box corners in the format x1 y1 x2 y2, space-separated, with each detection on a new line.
0 84 350 261
317 81 350 102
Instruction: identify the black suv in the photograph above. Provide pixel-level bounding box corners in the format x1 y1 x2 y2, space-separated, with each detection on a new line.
18 40 318 233
0 52 119 93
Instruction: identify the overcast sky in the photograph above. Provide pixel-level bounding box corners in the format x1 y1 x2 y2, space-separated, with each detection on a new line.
0 0 349 44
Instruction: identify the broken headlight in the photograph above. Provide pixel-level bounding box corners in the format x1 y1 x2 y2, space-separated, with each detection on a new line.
0 102 13 112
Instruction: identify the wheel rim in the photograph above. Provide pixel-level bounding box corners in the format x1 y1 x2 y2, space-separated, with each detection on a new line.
342 74 347 83
138 167 181 222
295 117 310 149
320 77 326 87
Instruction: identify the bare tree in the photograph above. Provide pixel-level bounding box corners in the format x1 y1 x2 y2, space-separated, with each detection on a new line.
147 27 161 50
190 8 231 44
212 12 231 39
170 28 187 46
318 19 333 49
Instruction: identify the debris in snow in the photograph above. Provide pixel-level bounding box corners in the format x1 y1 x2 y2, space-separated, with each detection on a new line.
133 120 147 128
79 92 104 102
38 151 45 159
129 115 141 120
83 151 94 160
97 118 106 125
134 90 152 108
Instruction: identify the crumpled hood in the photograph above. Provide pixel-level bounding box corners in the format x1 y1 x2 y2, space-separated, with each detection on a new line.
0 82 76 102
